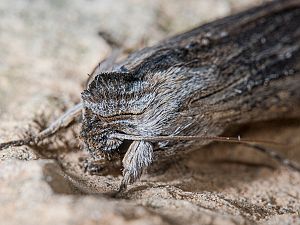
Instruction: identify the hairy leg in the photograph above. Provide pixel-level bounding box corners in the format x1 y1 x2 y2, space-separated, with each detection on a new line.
120 141 153 191
0 103 82 150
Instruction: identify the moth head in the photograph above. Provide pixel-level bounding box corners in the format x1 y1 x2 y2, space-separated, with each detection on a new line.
80 72 154 157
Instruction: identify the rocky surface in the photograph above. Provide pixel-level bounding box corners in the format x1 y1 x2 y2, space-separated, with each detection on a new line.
0 0 299 224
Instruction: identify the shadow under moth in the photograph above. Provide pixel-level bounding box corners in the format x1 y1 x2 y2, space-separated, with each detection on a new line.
1 0 300 191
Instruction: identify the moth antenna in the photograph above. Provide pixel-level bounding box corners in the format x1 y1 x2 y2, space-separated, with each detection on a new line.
112 133 299 172
110 134 285 147
0 138 33 151
0 103 82 151
244 143 300 172
86 49 122 88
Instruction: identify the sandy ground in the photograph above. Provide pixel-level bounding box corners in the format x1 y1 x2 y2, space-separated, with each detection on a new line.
0 0 300 224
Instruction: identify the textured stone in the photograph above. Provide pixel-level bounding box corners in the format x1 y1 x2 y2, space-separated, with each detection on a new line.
1 0 299 224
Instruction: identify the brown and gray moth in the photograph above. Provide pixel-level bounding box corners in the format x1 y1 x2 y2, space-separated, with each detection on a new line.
1 0 300 190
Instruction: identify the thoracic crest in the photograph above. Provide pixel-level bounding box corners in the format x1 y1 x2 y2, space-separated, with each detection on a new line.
81 72 155 117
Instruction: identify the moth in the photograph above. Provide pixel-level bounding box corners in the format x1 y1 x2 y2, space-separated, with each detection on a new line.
1 0 300 190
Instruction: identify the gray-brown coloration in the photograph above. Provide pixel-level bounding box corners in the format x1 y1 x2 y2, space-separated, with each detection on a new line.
81 0 300 188
0 0 300 190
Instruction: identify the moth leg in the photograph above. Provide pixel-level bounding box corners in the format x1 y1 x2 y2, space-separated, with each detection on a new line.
0 103 82 150
82 154 122 176
120 140 153 191
83 157 109 175
36 103 82 141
